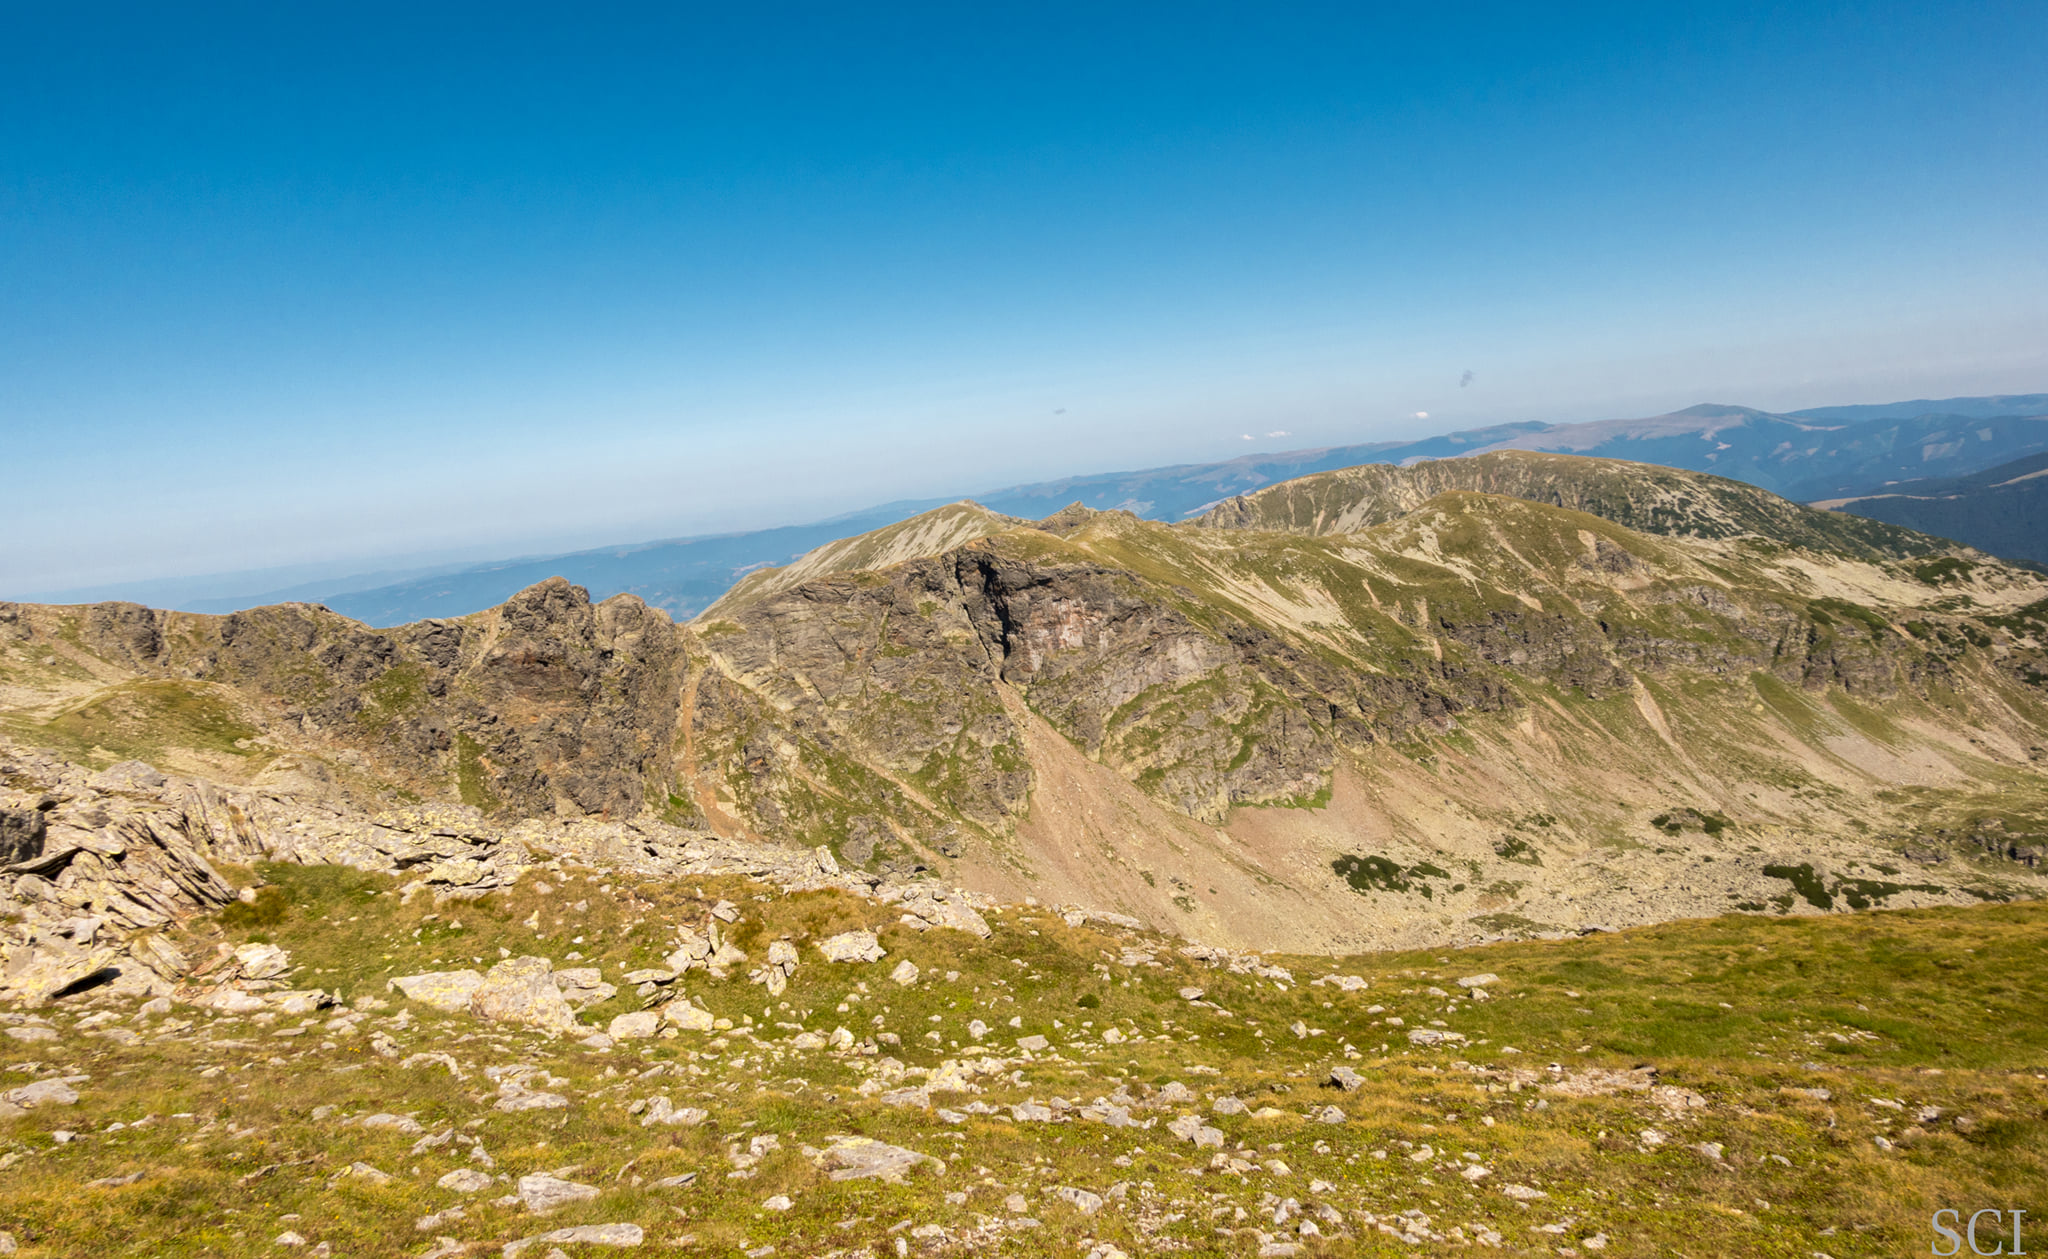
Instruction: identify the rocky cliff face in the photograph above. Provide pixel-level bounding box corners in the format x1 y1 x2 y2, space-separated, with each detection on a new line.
4 576 684 821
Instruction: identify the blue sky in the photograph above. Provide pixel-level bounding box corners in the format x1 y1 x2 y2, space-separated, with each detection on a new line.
4 2 2045 593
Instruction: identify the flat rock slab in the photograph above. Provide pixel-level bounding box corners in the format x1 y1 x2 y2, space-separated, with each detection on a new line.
503 1223 642 1257
472 957 581 1034
516 1173 601 1213
813 1136 943 1183
817 930 885 963
390 970 485 1013
608 1010 660 1040
4 1078 81 1108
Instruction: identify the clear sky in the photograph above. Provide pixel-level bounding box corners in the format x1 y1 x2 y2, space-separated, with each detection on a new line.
5 2 2045 593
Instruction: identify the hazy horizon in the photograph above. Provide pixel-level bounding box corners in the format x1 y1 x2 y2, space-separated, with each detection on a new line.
6 4 2045 593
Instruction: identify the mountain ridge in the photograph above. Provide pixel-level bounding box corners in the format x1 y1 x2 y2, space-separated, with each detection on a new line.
9 451 2048 954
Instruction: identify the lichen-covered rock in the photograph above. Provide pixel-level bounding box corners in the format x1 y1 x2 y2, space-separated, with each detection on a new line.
470 956 580 1034
818 930 884 963
552 967 616 1009
0 809 46 866
389 970 485 1012
812 1135 944 1182
608 1010 660 1040
503 1224 643 1257
660 999 716 1032
90 761 166 793
233 943 290 980
515 1172 600 1213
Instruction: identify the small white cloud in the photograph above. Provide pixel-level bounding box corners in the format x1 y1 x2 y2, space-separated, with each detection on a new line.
1266 430 1290 438
1415 411 1429 420
1241 433 1254 440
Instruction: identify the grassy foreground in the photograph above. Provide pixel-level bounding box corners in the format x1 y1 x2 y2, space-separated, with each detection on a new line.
1 862 2042 1258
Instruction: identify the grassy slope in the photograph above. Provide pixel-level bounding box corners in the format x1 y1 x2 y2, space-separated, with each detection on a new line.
1 857 2041 1258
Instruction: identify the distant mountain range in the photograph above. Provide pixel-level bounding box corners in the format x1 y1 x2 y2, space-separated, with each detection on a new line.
24 391 2046 624
1814 450 2048 568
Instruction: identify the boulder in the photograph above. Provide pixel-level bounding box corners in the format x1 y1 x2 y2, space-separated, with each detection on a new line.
608 1011 660 1040
1406 1028 1466 1047
1167 1114 1225 1148
437 1168 494 1193
1326 1066 1366 1091
90 761 166 793
660 999 716 1032
638 1096 708 1127
552 968 617 1009
817 930 885 963
197 987 269 1014
515 1173 601 1213
233 943 291 980
1054 1187 1104 1216
3 1078 81 1108
470 957 581 1034
503 1224 642 1257
388 971 485 1013
0 809 46 866
812 1135 944 1183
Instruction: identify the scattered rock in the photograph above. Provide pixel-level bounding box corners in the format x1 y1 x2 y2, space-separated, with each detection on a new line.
233 943 292 980
90 761 166 792
472 957 582 1035
608 1011 660 1040
438 1168 494 1193
812 1136 943 1182
516 1173 601 1213
1053 1186 1104 1216
1326 1066 1366 1091
4 1078 81 1108
817 930 885 963
503 1224 642 1257
1406 1028 1467 1047
660 999 716 1032
1167 1114 1225 1148
889 960 920 986
638 1096 708 1127
552 967 618 1009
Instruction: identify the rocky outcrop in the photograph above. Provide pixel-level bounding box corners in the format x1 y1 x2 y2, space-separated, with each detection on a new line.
6 578 687 820
0 738 997 1009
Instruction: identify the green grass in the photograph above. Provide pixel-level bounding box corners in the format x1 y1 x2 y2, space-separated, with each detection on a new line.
0 679 259 768
3 867 2045 1257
